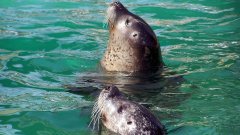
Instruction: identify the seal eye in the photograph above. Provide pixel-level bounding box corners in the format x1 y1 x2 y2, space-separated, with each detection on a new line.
132 32 138 39
125 19 130 26
133 33 138 37
127 121 132 125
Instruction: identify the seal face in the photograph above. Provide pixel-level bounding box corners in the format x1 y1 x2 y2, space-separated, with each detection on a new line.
94 85 166 135
101 1 164 74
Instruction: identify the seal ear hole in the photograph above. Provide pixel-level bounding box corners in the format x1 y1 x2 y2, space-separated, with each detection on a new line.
125 19 130 26
127 121 132 125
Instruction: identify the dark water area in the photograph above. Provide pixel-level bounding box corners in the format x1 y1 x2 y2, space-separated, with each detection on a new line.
0 0 240 134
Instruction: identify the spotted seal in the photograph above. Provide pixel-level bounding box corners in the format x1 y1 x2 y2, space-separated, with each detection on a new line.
91 85 166 135
101 1 164 74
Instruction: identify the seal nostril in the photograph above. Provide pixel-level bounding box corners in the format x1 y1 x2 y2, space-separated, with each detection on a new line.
105 86 111 91
114 1 120 6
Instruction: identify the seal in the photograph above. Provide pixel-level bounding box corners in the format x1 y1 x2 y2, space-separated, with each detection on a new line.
101 1 164 74
91 85 166 135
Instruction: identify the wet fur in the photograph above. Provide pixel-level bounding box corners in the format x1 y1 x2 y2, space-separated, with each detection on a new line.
101 1 164 74
92 86 166 135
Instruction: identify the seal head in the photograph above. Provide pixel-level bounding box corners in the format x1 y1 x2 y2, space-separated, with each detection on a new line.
96 85 166 135
101 1 164 74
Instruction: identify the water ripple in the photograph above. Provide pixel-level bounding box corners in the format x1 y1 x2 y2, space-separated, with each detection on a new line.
0 0 239 134
0 86 91 112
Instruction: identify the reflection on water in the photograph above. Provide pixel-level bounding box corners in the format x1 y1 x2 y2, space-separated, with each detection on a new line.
0 86 91 112
0 0 240 134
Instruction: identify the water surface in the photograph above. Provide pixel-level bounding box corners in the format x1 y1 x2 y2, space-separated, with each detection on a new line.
0 0 240 134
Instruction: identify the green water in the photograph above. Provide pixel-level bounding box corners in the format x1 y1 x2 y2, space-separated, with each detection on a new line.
0 0 240 134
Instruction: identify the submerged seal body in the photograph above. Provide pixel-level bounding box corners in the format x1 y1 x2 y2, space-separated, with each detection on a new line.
101 1 164 73
94 85 166 135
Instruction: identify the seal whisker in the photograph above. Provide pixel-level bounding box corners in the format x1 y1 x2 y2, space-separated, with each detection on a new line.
89 96 106 130
91 106 99 119
90 111 101 130
92 110 100 129
89 100 100 129
95 97 105 130
89 113 97 129
93 103 104 130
